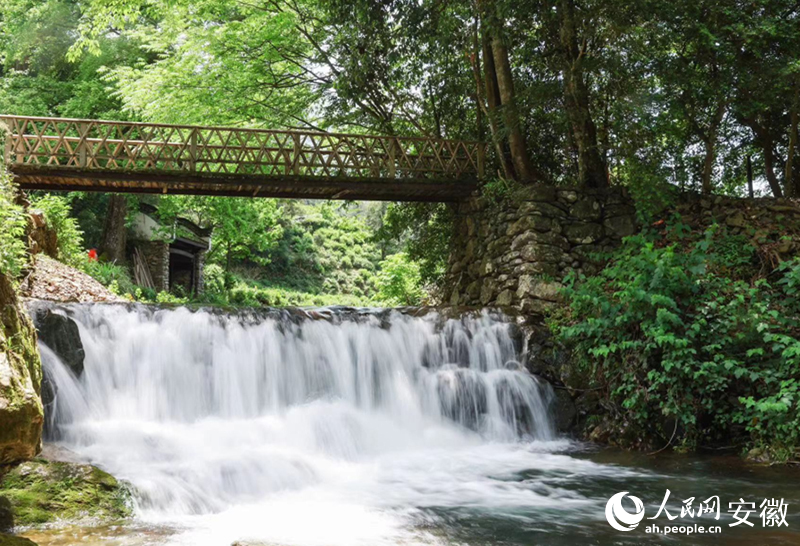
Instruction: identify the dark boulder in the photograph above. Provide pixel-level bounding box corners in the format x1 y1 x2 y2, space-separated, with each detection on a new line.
30 308 85 439
0 497 12 533
33 310 85 378
551 387 578 433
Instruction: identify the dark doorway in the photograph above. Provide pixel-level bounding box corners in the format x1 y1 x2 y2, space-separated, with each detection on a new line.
169 249 194 294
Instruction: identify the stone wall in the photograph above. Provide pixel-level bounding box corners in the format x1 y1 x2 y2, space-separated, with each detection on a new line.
134 240 169 292
193 250 206 295
670 193 800 252
442 185 638 314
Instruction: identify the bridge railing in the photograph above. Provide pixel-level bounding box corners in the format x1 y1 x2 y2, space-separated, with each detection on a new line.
0 115 485 181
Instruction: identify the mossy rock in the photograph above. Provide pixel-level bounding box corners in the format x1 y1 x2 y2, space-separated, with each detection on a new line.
0 533 37 546
0 272 44 467
0 460 131 528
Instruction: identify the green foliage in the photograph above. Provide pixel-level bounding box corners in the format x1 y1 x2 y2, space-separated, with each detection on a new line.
225 277 372 308
377 202 454 286
203 264 226 295
553 225 800 460
82 259 137 296
28 194 84 266
157 196 283 272
480 177 518 203
376 253 424 306
259 202 382 298
155 291 189 305
0 166 28 278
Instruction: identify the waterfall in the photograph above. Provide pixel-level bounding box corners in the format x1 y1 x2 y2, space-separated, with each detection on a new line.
41 304 561 545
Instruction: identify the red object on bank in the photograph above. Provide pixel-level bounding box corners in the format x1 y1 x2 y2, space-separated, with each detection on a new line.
88 249 98 261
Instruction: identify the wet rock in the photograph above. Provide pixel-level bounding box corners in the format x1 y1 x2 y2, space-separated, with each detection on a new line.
30 308 85 437
588 421 613 444
551 388 578 433
0 460 131 527
0 533 38 546
32 309 85 378
746 447 771 464
0 497 12 533
435 371 487 431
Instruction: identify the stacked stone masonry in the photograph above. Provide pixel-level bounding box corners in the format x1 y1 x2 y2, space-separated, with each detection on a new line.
133 240 169 292
443 185 638 314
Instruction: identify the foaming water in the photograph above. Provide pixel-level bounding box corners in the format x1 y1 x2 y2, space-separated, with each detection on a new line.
40 304 600 545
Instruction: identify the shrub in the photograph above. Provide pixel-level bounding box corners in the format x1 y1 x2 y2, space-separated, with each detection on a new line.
82 258 137 295
375 253 423 306
155 291 188 305
0 167 27 278
204 263 226 294
28 194 85 266
553 225 800 461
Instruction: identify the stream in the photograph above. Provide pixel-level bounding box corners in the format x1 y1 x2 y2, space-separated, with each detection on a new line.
25 304 800 546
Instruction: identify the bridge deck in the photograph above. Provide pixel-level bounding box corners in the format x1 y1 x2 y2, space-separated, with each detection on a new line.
1 115 484 202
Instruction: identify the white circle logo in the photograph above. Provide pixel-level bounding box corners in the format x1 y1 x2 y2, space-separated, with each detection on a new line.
605 491 645 532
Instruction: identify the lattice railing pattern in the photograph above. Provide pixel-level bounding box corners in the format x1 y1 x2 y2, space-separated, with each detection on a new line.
1 115 485 180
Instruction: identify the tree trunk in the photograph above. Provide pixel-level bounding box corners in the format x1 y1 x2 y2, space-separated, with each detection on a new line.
785 86 799 198
100 194 128 263
481 33 515 180
558 0 607 188
700 138 716 195
764 143 784 198
471 19 483 143
700 101 726 194
741 115 783 198
490 35 540 184
746 154 754 198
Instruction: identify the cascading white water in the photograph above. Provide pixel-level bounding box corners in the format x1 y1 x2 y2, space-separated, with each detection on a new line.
40 304 581 546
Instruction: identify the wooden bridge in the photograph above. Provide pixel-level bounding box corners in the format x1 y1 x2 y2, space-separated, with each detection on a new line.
1 115 484 202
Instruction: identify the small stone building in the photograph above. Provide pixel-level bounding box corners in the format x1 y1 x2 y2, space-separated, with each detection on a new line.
129 203 211 295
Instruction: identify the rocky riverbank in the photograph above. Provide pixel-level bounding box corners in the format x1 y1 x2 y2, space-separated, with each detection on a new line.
19 256 123 304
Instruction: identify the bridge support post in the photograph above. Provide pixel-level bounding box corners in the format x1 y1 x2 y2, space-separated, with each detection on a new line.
78 122 89 167
14 131 25 165
3 132 10 166
291 134 301 175
189 129 197 172
388 139 397 179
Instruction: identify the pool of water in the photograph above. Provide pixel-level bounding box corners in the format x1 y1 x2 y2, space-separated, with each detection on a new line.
22 442 800 546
